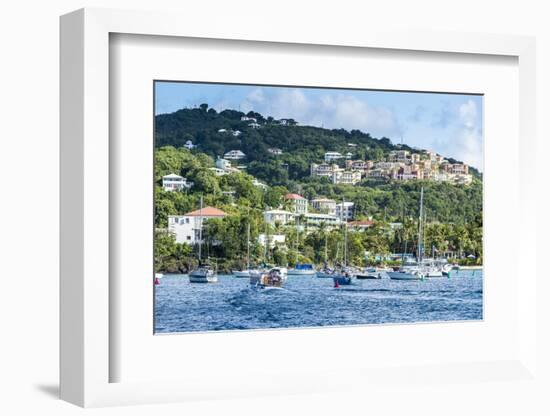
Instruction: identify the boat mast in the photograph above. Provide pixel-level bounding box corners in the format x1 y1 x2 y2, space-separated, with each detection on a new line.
417 187 424 262
198 195 203 262
264 221 268 265
342 198 348 267
246 222 251 270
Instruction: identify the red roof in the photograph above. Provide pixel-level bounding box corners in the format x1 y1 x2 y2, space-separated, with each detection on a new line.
184 206 227 217
284 193 305 200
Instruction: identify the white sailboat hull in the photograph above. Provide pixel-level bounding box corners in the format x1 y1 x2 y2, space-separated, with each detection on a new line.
287 269 316 276
189 269 218 283
387 271 424 281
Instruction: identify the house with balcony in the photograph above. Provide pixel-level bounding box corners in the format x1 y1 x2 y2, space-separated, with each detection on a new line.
324 151 344 162
284 193 308 214
310 197 337 216
162 173 193 191
223 150 246 160
335 201 355 221
263 209 295 226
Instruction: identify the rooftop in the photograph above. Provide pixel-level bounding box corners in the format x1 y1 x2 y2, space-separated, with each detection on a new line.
184 206 227 217
284 193 306 200
163 173 183 179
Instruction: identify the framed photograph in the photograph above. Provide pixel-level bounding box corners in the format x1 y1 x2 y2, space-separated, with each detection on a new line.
153 81 484 335
60 8 537 407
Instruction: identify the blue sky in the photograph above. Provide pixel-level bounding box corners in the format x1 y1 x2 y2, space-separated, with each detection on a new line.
155 82 483 170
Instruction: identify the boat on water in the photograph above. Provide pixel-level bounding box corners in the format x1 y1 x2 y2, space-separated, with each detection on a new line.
387 268 425 280
154 272 163 285
332 267 354 286
288 263 316 276
233 223 260 278
250 267 285 290
356 267 382 279
233 269 258 278
332 197 354 286
390 187 428 281
189 264 218 283
189 196 218 283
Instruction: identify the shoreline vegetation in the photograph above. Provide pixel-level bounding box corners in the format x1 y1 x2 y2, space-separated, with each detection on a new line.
154 105 482 274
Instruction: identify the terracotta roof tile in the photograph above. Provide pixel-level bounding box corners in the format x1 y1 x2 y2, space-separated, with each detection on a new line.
184 206 227 217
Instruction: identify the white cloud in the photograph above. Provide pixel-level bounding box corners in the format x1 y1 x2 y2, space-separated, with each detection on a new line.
438 99 483 170
239 88 402 139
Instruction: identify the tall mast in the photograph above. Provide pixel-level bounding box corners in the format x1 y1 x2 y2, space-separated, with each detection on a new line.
246 222 251 270
198 195 203 261
342 198 348 267
417 187 424 262
325 232 328 263
264 221 268 264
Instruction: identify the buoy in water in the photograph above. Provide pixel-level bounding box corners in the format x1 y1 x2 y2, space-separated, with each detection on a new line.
154 277 160 285
334 280 339 288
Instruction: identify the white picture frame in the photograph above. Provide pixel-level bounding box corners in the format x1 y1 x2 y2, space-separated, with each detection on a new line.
60 8 537 407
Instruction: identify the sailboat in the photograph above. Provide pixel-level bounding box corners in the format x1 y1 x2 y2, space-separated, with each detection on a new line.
388 187 427 281
189 196 218 283
233 223 260 277
317 235 335 278
288 218 316 276
332 198 354 286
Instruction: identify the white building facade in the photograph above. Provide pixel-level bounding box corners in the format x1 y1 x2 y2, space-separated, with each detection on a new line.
162 173 192 191
335 201 355 221
168 207 227 244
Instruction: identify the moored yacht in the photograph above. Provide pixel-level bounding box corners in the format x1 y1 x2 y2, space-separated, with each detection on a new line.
189 264 218 283
288 263 316 276
188 196 218 283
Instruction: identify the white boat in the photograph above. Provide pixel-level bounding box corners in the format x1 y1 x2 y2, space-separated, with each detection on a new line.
189 265 218 283
233 270 256 278
233 224 259 277
250 267 285 289
387 268 425 280
154 273 164 279
288 264 316 276
189 196 218 283
356 267 382 279
389 187 429 281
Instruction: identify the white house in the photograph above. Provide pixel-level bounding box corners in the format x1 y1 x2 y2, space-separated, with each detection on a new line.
241 116 257 122
284 193 308 215
184 140 195 150
224 150 246 160
232 130 242 136
263 209 294 226
303 213 341 227
310 197 337 216
258 233 286 248
248 122 261 129
335 201 355 221
333 170 361 185
217 128 227 133
168 206 227 244
162 173 192 191
215 157 231 170
208 167 228 176
324 151 344 162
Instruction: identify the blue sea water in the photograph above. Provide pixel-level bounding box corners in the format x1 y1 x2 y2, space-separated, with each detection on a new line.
154 271 483 334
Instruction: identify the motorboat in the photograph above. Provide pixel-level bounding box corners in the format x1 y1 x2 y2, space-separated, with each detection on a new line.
189 264 218 283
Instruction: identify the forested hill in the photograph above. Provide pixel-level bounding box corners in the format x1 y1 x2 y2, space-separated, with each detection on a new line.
155 104 481 180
